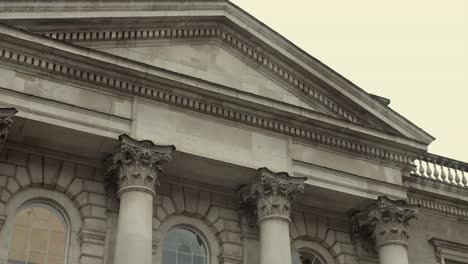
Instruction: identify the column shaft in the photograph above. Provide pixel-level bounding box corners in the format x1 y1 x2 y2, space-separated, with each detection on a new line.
259 219 292 264
115 190 154 264
378 244 409 264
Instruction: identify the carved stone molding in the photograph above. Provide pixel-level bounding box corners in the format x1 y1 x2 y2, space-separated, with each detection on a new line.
430 237 468 263
0 108 17 152
0 46 415 167
368 196 420 248
241 167 306 223
107 134 175 196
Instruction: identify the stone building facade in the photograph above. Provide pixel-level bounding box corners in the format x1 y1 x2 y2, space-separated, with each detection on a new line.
0 1 467 264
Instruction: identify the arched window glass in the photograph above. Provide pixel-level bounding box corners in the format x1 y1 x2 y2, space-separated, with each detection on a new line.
7 203 68 264
162 228 208 264
292 250 325 264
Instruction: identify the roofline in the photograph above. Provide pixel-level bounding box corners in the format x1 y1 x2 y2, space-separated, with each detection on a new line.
0 0 435 144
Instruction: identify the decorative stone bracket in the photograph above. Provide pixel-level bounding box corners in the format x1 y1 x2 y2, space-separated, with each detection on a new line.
241 167 306 223
0 108 17 152
106 134 175 196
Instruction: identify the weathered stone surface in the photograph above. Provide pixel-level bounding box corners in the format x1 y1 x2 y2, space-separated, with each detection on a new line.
28 154 43 186
0 162 15 178
7 150 27 167
56 161 75 191
43 157 61 188
67 178 83 198
15 166 31 187
6 178 19 193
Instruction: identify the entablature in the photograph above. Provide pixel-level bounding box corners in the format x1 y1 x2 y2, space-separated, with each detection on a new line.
0 24 429 171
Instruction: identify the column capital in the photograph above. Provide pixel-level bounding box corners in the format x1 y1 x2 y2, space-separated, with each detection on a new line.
242 167 306 223
0 108 18 152
108 134 175 196
368 196 419 248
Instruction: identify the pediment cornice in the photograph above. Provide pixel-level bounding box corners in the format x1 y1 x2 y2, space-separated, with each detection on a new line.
0 23 427 168
0 1 434 145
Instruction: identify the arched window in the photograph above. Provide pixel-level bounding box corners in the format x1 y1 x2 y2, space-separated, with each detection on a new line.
162 228 208 264
7 203 68 264
292 250 326 264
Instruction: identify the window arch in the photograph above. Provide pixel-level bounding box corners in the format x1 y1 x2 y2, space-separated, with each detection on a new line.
292 250 326 264
7 202 69 264
162 227 208 264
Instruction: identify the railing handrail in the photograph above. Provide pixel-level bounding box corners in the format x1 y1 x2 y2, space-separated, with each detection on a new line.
420 153 468 172
412 152 468 188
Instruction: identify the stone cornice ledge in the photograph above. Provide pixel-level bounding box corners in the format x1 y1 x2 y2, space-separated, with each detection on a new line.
404 175 468 203
0 24 425 166
430 237 468 263
293 160 408 201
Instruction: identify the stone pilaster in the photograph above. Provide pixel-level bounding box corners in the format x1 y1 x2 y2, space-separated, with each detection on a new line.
242 167 305 264
368 196 419 264
242 167 306 223
108 134 175 264
0 108 17 152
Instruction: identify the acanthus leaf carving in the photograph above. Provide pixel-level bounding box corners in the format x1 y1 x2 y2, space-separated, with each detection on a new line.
0 108 18 152
107 134 175 196
241 167 306 223
368 196 420 248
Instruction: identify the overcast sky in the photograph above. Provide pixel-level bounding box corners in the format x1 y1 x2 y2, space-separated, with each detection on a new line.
231 0 468 162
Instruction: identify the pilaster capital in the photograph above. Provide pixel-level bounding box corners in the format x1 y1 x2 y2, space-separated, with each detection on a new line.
241 167 306 223
368 196 419 248
107 134 175 196
0 108 18 152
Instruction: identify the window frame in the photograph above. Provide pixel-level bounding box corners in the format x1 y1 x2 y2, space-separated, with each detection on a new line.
162 225 210 264
7 200 71 264
430 237 468 264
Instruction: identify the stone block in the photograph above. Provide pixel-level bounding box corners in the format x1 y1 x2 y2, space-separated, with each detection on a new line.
83 218 106 232
79 255 103 264
81 243 104 258
56 161 75 191
89 193 106 207
219 208 238 221
67 178 83 198
6 178 19 194
155 206 167 221
28 154 43 186
206 206 219 224
90 205 106 219
75 192 89 208
171 185 185 213
76 164 94 180
317 216 328 240
161 196 175 215
0 162 15 178
93 168 105 183
324 229 336 248
0 176 6 187
0 189 11 203
83 180 105 194
197 191 210 217
7 150 27 167
81 205 92 217
43 157 61 188
305 214 318 237
335 231 352 244
292 212 307 237
183 187 199 214
15 166 31 187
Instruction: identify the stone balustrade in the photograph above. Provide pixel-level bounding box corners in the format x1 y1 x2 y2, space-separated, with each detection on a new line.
412 153 468 187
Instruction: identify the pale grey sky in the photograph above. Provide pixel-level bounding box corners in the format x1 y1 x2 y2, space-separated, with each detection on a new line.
231 0 468 162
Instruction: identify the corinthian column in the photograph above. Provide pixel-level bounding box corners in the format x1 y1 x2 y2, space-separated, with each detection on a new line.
368 196 419 264
0 108 17 152
242 168 306 264
108 135 175 264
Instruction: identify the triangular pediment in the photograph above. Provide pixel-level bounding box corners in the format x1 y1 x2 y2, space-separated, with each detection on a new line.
0 0 435 146
95 42 324 114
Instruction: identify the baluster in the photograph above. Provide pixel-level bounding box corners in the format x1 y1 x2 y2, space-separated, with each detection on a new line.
462 169 467 187
455 166 463 186
433 161 440 180
426 160 433 178
418 159 426 177
440 163 447 182
447 166 455 184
